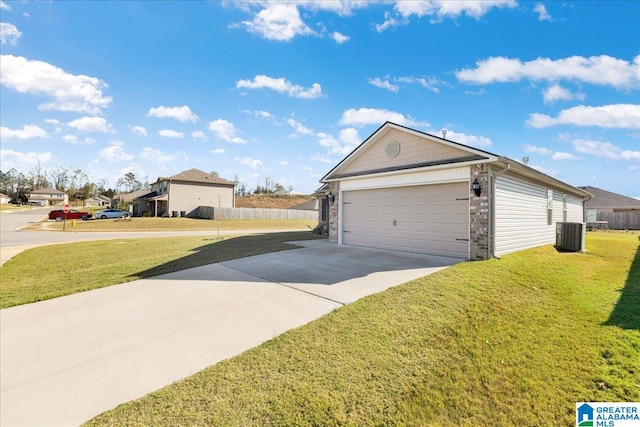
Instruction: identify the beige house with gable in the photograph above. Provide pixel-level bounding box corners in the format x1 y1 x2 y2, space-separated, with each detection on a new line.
320 122 591 260
131 169 235 217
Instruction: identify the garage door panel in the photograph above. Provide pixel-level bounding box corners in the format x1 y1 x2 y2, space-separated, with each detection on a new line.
342 183 469 258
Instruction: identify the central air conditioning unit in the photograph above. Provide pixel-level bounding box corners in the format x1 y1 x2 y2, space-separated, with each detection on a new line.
555 222 585 252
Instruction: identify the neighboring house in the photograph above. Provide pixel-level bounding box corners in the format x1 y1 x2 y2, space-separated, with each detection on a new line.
85 195 112 207
319 122 591 260
28 188 68 206
289 199 319 211
578 186 640 230
132 169 235 217
0 192 10 204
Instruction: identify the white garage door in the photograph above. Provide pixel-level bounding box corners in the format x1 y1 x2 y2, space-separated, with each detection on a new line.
342 183 469 258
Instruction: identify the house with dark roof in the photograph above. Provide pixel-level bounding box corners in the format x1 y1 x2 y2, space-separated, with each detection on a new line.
579 186 640 230
131 169 235 217
28 188 68 206
319 122 591 260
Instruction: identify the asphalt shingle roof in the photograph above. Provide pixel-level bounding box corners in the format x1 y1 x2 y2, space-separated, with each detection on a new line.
579 186 640 208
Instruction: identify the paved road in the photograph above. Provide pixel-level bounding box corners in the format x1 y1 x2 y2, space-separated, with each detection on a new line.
1 240 459 426
0 208 292 266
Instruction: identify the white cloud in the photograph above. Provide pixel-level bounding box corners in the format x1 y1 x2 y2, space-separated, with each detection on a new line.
279 160 289 166
0 2 12 11
311 153 334 163
397 76 442 92
526 104 640 129
571 138 640 161
158 129 184 138
241 3 312 41
192 130 207 141
338 107 423 128
0 55 112 114
524 144 552 155
542 84 585 104
551 152 580 160
332 31 349 44
0 149 52 170
211 148 225 155
62 135 95 145
0 124 48 140
67 116 113 133
444 130 492 148
378 0 517 30
368 77 399 93
98 142 133 163
139 147 180 166
0 22 21 45
236 75 322 99
533 3 552 21
130 125 147 136
208 119 246 144
287 118 313 137
456 55 640 90
317 127 361 156
235 156 263 169
146 105 199 122
63 135 79 144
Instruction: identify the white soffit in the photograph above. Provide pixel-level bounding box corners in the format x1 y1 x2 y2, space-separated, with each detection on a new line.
340 166 470 191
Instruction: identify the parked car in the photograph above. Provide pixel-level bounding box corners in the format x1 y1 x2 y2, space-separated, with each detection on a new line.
28 201 45 206
48 209 92 222
95 208 130 219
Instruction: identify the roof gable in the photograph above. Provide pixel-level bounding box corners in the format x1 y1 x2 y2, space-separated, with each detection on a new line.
323 122 497 181
159 168 235 186
580 186 640 208
30 187 65 195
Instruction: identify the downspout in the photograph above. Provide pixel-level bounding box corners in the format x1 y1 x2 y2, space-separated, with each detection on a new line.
491 162 511 259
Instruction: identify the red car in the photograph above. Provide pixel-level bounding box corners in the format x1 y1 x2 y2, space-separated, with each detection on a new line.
48 209 93 222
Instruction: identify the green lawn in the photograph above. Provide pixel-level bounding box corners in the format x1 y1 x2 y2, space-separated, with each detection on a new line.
80 232 639 426
0 231 323 309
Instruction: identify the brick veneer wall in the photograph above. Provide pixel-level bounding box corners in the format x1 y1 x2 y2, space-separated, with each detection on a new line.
469 164 490 260
328 182 340 243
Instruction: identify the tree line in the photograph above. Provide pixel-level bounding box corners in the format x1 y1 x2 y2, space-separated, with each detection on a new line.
0 164 296 204
0 162 147 204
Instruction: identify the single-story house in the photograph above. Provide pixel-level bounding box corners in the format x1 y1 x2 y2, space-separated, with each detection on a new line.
319 122 591 260
85 195 112 207
28 188 68 206
0 192 10 204
578 186 640 230
289 199 319 211
131 169 235 217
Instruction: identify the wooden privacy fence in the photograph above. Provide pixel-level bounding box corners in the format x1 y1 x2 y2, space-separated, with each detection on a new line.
596 211 640 230
198 206 317 221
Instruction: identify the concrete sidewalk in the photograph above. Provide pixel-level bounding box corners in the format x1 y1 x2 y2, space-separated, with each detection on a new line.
0 240 459 426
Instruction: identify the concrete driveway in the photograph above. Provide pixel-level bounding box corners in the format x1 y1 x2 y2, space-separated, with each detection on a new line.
0 240 460 426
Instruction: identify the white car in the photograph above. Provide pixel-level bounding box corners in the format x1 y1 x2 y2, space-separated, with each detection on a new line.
95 209 131 219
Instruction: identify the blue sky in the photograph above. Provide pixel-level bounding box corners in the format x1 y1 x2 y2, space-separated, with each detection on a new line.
1 1 639 196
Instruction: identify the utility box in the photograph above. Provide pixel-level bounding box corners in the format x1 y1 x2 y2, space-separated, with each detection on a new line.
556 222 585 252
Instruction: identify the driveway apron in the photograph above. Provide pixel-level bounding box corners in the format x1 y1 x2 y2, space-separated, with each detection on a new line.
0 240 459 426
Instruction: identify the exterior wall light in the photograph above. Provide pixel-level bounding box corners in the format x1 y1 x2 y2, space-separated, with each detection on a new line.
329 191 336 203
471 178 482 197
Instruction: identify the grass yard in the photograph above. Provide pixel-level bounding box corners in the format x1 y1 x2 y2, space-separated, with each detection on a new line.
83 232 639 426
28 217 317 232
0 231 323 309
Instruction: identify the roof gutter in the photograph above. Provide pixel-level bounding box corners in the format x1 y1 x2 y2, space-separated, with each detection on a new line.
491 162 511 259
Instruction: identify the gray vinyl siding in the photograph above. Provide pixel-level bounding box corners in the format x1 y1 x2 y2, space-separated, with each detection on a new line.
168 182 234 217
494 174 584 256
